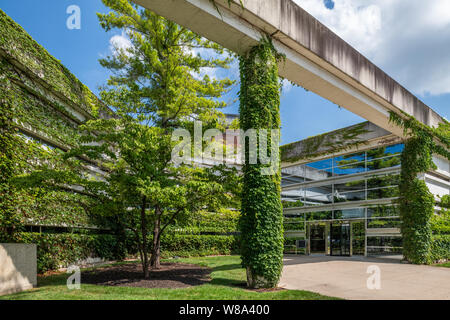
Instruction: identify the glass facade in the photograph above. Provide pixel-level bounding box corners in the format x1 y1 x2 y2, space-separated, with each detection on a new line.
282 144 404 257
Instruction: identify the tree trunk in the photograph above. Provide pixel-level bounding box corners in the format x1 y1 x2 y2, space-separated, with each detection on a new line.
140 196 150 278
150 207 162 269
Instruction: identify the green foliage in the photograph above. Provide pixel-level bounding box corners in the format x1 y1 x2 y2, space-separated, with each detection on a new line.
15 233 122 274
0 10 114 240
390 112 449 264
238 37 284 288
283 216 305 231
48 0 238 276
0 64 22 240
176 209 240 234
432 195 450 235
0 9 105 115
282 200 304 208
97 0 234 127
208 0 244 18
430 235 450 263
160 234 239 258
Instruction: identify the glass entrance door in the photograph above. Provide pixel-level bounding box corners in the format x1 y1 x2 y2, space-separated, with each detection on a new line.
330 223 351 256
310 224 326 254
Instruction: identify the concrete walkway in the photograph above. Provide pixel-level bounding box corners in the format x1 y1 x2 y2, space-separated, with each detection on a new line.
279 255 450 300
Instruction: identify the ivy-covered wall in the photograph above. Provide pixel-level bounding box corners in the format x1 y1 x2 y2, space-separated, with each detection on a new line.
0 9 106 117
0 9 111 235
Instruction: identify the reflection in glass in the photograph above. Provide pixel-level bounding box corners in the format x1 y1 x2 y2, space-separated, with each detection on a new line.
307 158 333 170
333 152 365 167
367 236 402 255
352 221 365 255
281 144 405 256
367 217 401 229
333 180 365 202
367 205 399 217
284 216 305 231
333 162 366 176
334 208 365 219
304 185 332 206
330 223 351 256
282 165 305 186
310 224 326 253
306 211 332 221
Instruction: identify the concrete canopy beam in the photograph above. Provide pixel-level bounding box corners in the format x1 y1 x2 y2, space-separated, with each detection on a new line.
132 0 445 136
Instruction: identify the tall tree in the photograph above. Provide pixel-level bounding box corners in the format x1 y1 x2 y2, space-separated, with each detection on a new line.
63 118 233 277
93 0 235 275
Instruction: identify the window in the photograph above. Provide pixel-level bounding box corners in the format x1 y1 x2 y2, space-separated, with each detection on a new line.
334 208 365 219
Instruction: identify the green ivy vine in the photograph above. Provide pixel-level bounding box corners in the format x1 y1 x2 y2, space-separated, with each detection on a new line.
0 10 112 238
238 36 284 288
0 9 105 116
0 63 22 240
390 111 449 264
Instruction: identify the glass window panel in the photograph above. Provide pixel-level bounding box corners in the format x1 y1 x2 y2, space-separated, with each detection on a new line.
333 151 365 167
367 174 400 188
281 189 303 198
352 221 365 255
281 175 305 187
282 165 305 184
306 211 332 221
281 199 304 208
304 193 333 206
384 143 404 155
335 190 366 202
333 163 366 176
307 158 333 170
367 205 399 218
304 186 332 206
367 236 402 255
367 186 399 200
284 217 305 231
367 144 403 160
306 185 333 194
333 208 365 219
334 180 365 193
367 154 401 171
334 179 366 202
367 217 401 229
304 166 332 181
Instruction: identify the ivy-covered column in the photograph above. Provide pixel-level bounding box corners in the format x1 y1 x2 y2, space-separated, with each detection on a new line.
238 38 284 288
399 137 435 264
390 112 449 264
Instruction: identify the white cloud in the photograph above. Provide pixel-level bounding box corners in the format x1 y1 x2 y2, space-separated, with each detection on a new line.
109 32 132 57
187 45 238 81
281 79 293 93
294 0 450 96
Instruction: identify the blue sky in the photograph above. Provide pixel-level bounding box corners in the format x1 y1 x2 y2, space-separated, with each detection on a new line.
1 0 448 145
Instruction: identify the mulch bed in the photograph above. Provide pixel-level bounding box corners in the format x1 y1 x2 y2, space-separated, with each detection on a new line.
81 262 211 289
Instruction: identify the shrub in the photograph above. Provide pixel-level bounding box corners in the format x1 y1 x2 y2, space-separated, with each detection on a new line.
160 233 239 258
16 232 121 273
430 235 450 263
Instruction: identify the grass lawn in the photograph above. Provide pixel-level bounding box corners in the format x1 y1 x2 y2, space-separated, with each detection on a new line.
435 262 450 268
0 255 336 300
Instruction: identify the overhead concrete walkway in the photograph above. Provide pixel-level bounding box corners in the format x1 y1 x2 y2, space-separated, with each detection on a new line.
133 0 445 137
280 255 450 300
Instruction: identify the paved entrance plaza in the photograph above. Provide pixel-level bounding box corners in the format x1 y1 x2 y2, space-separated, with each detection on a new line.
280 255 450 300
